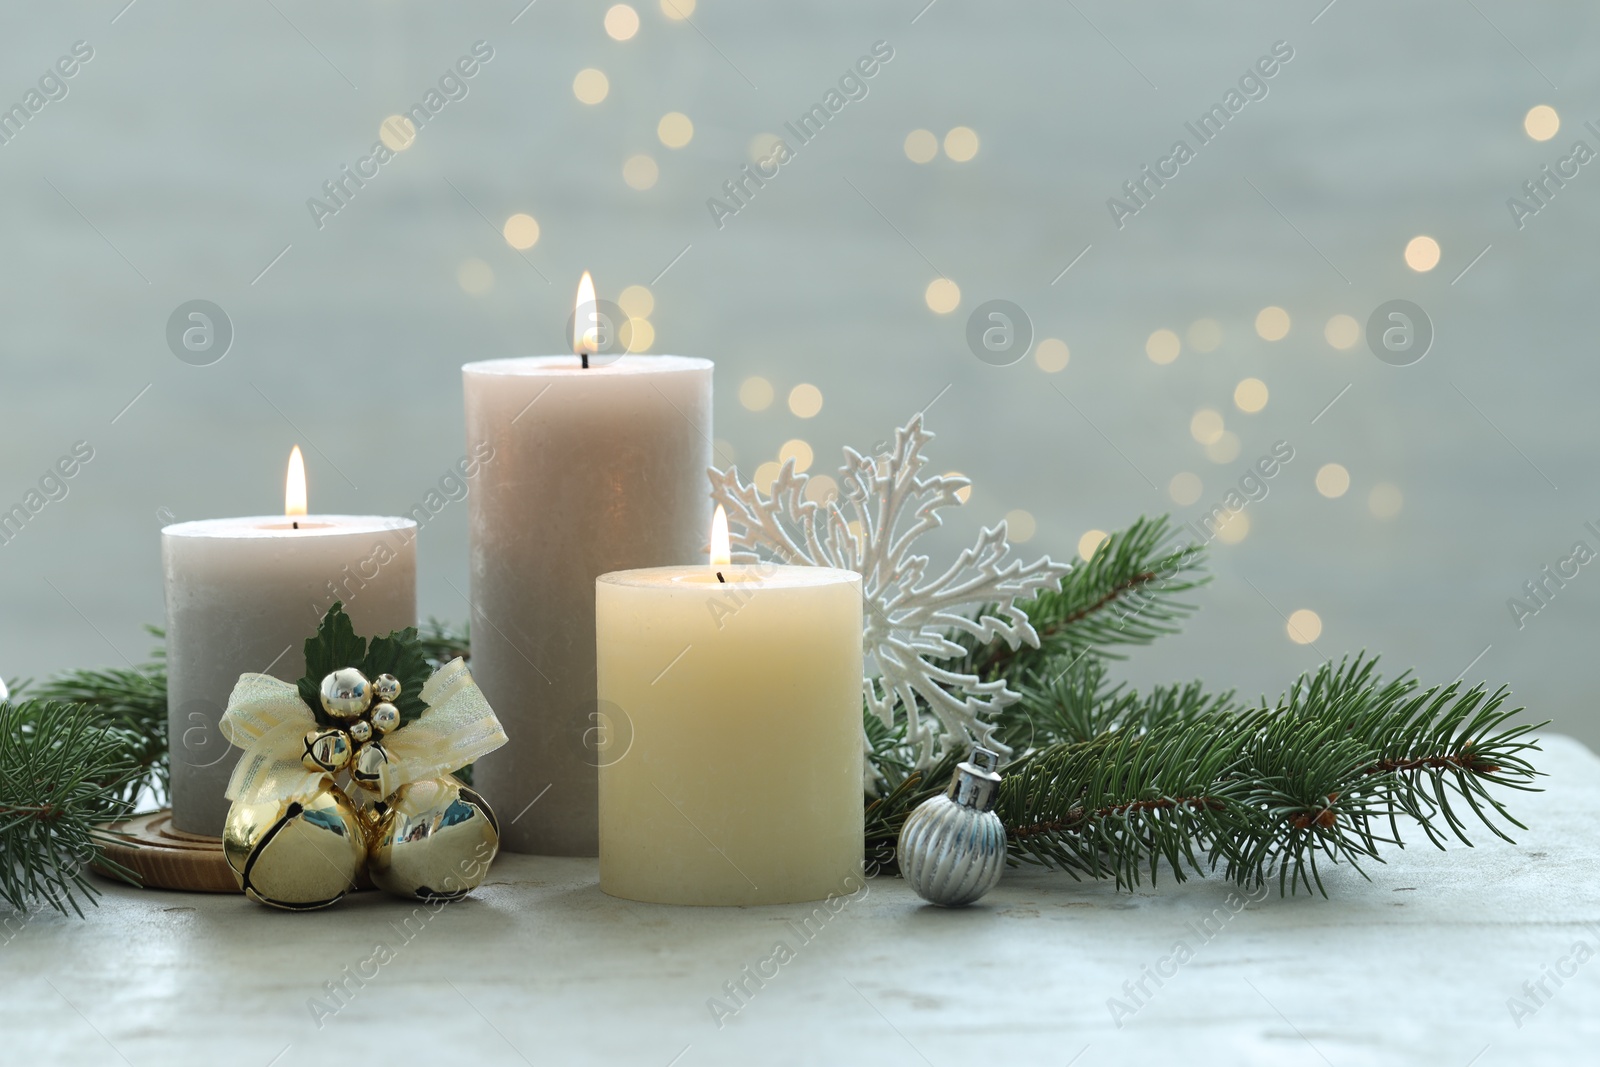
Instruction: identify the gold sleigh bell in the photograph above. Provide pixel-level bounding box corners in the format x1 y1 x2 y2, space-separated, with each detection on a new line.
224 781 368 911
220 660 507 911
368 777 500 902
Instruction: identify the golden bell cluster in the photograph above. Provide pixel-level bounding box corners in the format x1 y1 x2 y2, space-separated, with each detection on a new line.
308 667 401 789
223 667 501 911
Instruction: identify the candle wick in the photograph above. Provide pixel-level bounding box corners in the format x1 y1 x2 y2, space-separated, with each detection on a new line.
581 352 590 370
716 571 725 583
293 521 299 530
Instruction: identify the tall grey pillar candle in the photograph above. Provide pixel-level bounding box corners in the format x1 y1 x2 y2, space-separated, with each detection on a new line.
463 355 713 855
162 516 416 835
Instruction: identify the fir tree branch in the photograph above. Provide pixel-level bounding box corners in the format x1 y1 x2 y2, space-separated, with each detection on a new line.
962 516 1207 682
994 655 1235 752
0 701 142 915
996 655 1544 895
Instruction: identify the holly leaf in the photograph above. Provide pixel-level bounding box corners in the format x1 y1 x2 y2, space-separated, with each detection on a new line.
362 628 431 726
297 603 368 725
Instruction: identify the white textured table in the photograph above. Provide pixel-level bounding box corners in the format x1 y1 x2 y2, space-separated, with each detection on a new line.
3 736 1597 1066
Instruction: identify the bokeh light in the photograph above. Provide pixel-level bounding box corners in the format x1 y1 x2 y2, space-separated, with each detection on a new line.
753 460 780 493
457 258 493 295
1146 329 1181 365
1316 463 1351 498
789 383 823 418
618 284 654 318
661 0 695 18
805 474 839 505
1324 313 1360 349
1035 338 1069 373
945 471 972 504
623 154 659 190
1205 431 1242 464
1187 318 1222 352
779 438 814 474
924 278 960 314
1078 529 1108 561
1005 509 1037 543
904 129 938 163
1369 482 1404 519
1234 377 1268 413
621 317 654 352
1405 235 1440 272
748 132 782 163
658 112 694 148
1215 511 1249 545
573 68 609 104
379 115 416 152
739 376 773 411
1524 104 1560 142
1255 306 1290 341
1190 408 1225 445
1168 472 1202 506
943 126 979 161
604 4 640 40
1287 609 1323 645
502 213 540 250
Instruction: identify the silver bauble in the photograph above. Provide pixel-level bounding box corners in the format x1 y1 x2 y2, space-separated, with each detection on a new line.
319 668 372 719
369 702 401 736
373 674 402 703
898 746 1006 907
223 782 367 910
368 777 500 902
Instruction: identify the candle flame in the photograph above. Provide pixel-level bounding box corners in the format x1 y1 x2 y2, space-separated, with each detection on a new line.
710 505 731 568
285 446 308 516
574 271 598 356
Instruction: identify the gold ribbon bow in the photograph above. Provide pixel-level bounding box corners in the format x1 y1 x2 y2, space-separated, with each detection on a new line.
219 658 507 806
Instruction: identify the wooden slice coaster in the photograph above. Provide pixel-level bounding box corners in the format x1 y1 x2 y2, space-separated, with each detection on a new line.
92 809 240 893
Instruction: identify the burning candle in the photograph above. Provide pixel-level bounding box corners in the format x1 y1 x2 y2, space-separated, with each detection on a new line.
595 507 864 905
161 448 416 835
462 275 714 856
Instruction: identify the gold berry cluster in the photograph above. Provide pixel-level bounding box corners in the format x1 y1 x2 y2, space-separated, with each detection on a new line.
301 668 403 791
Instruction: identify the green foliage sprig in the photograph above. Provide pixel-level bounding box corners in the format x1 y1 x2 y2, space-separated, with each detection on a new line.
997 655 1539 894
957 515 1208 682
0 701 143 915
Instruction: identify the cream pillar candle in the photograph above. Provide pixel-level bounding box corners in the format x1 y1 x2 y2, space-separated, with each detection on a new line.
162 450 415 836
596 512 863 905
463 349 713 856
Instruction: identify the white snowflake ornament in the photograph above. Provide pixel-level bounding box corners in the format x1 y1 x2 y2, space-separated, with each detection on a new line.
709 415 1070 773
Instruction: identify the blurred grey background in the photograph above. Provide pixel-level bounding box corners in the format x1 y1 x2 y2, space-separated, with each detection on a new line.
2 1 1595 748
